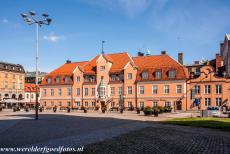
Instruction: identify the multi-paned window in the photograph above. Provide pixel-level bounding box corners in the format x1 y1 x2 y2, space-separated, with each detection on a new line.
139 86 144 94
111 75 116 81
110 87 115 96
65 76 70 83
168 70 176 78
58 88 62 96
205 85 211 94
47 77 52 84
164 85 170 94
127 102 132 108
92 88 95 96
216 98 222 106
165 102 171 107
92 102 96 107
176 85 182 94
44 101 46 106
56 77 60 83
85 102 88 107
100 66 105 71
216 85 222 94
43 89 47 96
194 85 200 94
84 88 88 96
128 73 132 79
127 86 132 94
51 89 54 96
153 101 158 107
100 87 105 97
152 85 158 94
67 101 71 106
155 70 162 79
111 102 115 107
139 102 144 108
205 98 211 106
51 101 54 107
76 76 80 82
76 101 81 107
76 88 80 96
142 71 148 79
58 101 62 106
118 87 123 95
67 88 71 96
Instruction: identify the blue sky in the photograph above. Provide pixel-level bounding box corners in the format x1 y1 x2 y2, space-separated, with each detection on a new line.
0 0 230 72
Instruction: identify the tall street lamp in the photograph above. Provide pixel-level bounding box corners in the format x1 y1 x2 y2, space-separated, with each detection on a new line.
21 11 52 120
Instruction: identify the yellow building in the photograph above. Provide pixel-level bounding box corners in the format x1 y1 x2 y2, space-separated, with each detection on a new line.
0 62 25 103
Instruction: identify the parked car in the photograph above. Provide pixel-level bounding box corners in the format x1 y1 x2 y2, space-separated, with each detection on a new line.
207 106 220 117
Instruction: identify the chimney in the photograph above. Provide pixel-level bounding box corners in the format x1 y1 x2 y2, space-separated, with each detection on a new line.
178 52 183 65
194 61 199 65
220 43 224 56
215 53 223 71
137 52 144 56
66 60 71 63
161 51 166 55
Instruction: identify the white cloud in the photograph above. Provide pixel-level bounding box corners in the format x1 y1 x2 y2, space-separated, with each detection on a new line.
43 32 65 42
1 18 8 24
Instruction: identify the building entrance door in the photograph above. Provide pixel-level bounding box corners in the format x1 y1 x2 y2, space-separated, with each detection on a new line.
176 101 182 110
100 101 105 109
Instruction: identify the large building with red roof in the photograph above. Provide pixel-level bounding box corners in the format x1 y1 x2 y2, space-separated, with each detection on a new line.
40 50 230 111
40 51 190 111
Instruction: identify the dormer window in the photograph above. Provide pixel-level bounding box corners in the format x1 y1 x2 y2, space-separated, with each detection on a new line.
56 77 60 83
142 71 148 79
169 70 176 79
111 75 116 81
155 70 162 79
65 76 70 83
47 77 52 84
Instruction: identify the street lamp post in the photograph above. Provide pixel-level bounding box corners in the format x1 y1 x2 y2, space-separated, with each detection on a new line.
21 11 52 120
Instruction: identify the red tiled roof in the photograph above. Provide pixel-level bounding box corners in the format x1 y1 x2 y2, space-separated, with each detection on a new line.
133 54 188 81
41 61 88 85
41 52 188 86
25 83 40 92
83 52 133 74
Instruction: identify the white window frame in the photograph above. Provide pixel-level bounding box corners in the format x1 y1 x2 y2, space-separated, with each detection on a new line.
205 85 211 94
127 86 132 94
110 87 115 96
139 86 144 94
205 98 211 106
164 85 170 94
127 73 132 79
152 85 158 94
216 85 222 94
176 85 182 94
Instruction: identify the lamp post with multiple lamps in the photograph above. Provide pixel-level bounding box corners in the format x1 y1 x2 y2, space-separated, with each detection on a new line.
21 11 52 120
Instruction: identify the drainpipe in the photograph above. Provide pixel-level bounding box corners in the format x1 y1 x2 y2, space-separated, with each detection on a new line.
135 81 138 109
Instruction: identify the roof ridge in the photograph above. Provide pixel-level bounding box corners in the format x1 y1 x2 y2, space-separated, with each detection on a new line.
132 54 167 58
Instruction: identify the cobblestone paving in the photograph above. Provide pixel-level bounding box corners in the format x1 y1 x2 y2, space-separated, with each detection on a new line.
80 124 230 154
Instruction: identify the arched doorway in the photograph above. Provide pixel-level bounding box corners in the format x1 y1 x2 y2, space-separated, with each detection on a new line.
4 93 9 98
12 94 16 99
18 94 23 100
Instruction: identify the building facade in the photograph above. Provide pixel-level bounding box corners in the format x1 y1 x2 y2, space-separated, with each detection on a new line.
220 34 230 77
187 53 230 110
25 71 47 84
0 62 25 102
24 83 40 107
40 52 189 111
